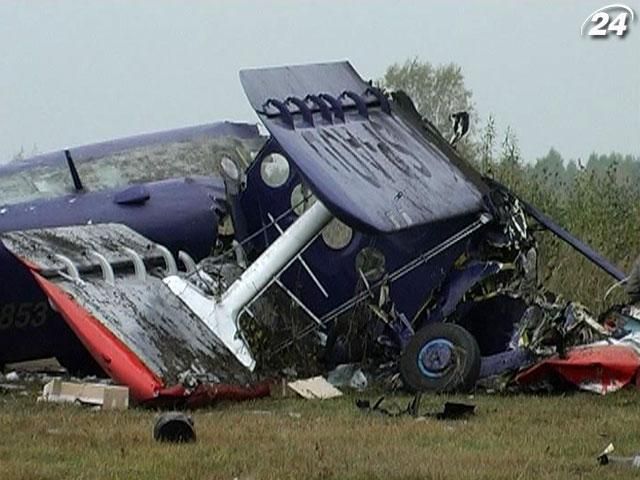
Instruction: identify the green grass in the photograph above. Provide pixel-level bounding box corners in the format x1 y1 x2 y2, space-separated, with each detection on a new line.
2 387 640 479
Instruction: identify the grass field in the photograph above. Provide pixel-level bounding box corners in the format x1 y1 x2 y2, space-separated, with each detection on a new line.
2 386 640 479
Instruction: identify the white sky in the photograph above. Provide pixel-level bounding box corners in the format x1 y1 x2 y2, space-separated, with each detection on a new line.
1 0 638 163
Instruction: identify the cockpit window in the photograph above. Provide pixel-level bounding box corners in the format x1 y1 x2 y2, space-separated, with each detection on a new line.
0 162 75 205
0 135 258 205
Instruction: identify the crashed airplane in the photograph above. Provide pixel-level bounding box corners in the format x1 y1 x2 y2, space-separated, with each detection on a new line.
0 122 264 374
0 61 634 404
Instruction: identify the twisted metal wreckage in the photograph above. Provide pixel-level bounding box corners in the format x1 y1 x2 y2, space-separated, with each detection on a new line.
1 61 639 405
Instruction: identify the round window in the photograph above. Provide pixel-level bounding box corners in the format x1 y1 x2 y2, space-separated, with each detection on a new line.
355 247 386 281
220 156 240 181
260 153 290 188
290 183 316 215
322 219 353 250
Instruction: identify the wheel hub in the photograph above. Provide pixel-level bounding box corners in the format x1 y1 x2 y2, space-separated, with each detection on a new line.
417 338 454 378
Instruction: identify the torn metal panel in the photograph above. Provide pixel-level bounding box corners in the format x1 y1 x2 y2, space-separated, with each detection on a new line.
479 349 532 378
437 260 505 319
1 224 254 401
484 179 626 282
240 61 488 233
516 344 640 394
50 277 251 386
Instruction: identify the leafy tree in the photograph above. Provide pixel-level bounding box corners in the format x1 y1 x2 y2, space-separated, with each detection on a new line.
381 58 475 140
479 115 496 174
534 148 567 189
585 152 640 186
565 159 579 183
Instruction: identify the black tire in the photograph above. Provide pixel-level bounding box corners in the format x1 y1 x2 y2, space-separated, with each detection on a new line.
400 323 481 393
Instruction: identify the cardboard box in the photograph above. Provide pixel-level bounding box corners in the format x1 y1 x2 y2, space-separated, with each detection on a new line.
40 379 129 410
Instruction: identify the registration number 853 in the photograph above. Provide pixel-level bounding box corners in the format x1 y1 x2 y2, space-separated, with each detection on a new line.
0 302 49 330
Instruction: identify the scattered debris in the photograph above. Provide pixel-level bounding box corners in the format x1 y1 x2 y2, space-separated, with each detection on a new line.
153 412 196 443
0 383 25 394
5 358 66 374
435 402 476 420
327 364 368 391
598 443 616 464
356 394 475 420
288 377 343 400
356 396 419 417
513 306 640 394
247 410 302 419
517 344 640 394
39 379 129 410
598 443 640 468
181 381 271 409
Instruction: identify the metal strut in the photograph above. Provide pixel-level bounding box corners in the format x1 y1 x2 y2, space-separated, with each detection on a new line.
164 201 334 369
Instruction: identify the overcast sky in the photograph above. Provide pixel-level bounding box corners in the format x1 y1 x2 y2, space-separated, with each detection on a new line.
1 1 638 164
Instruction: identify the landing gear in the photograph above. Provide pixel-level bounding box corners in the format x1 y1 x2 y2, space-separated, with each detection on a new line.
400 323 481 392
